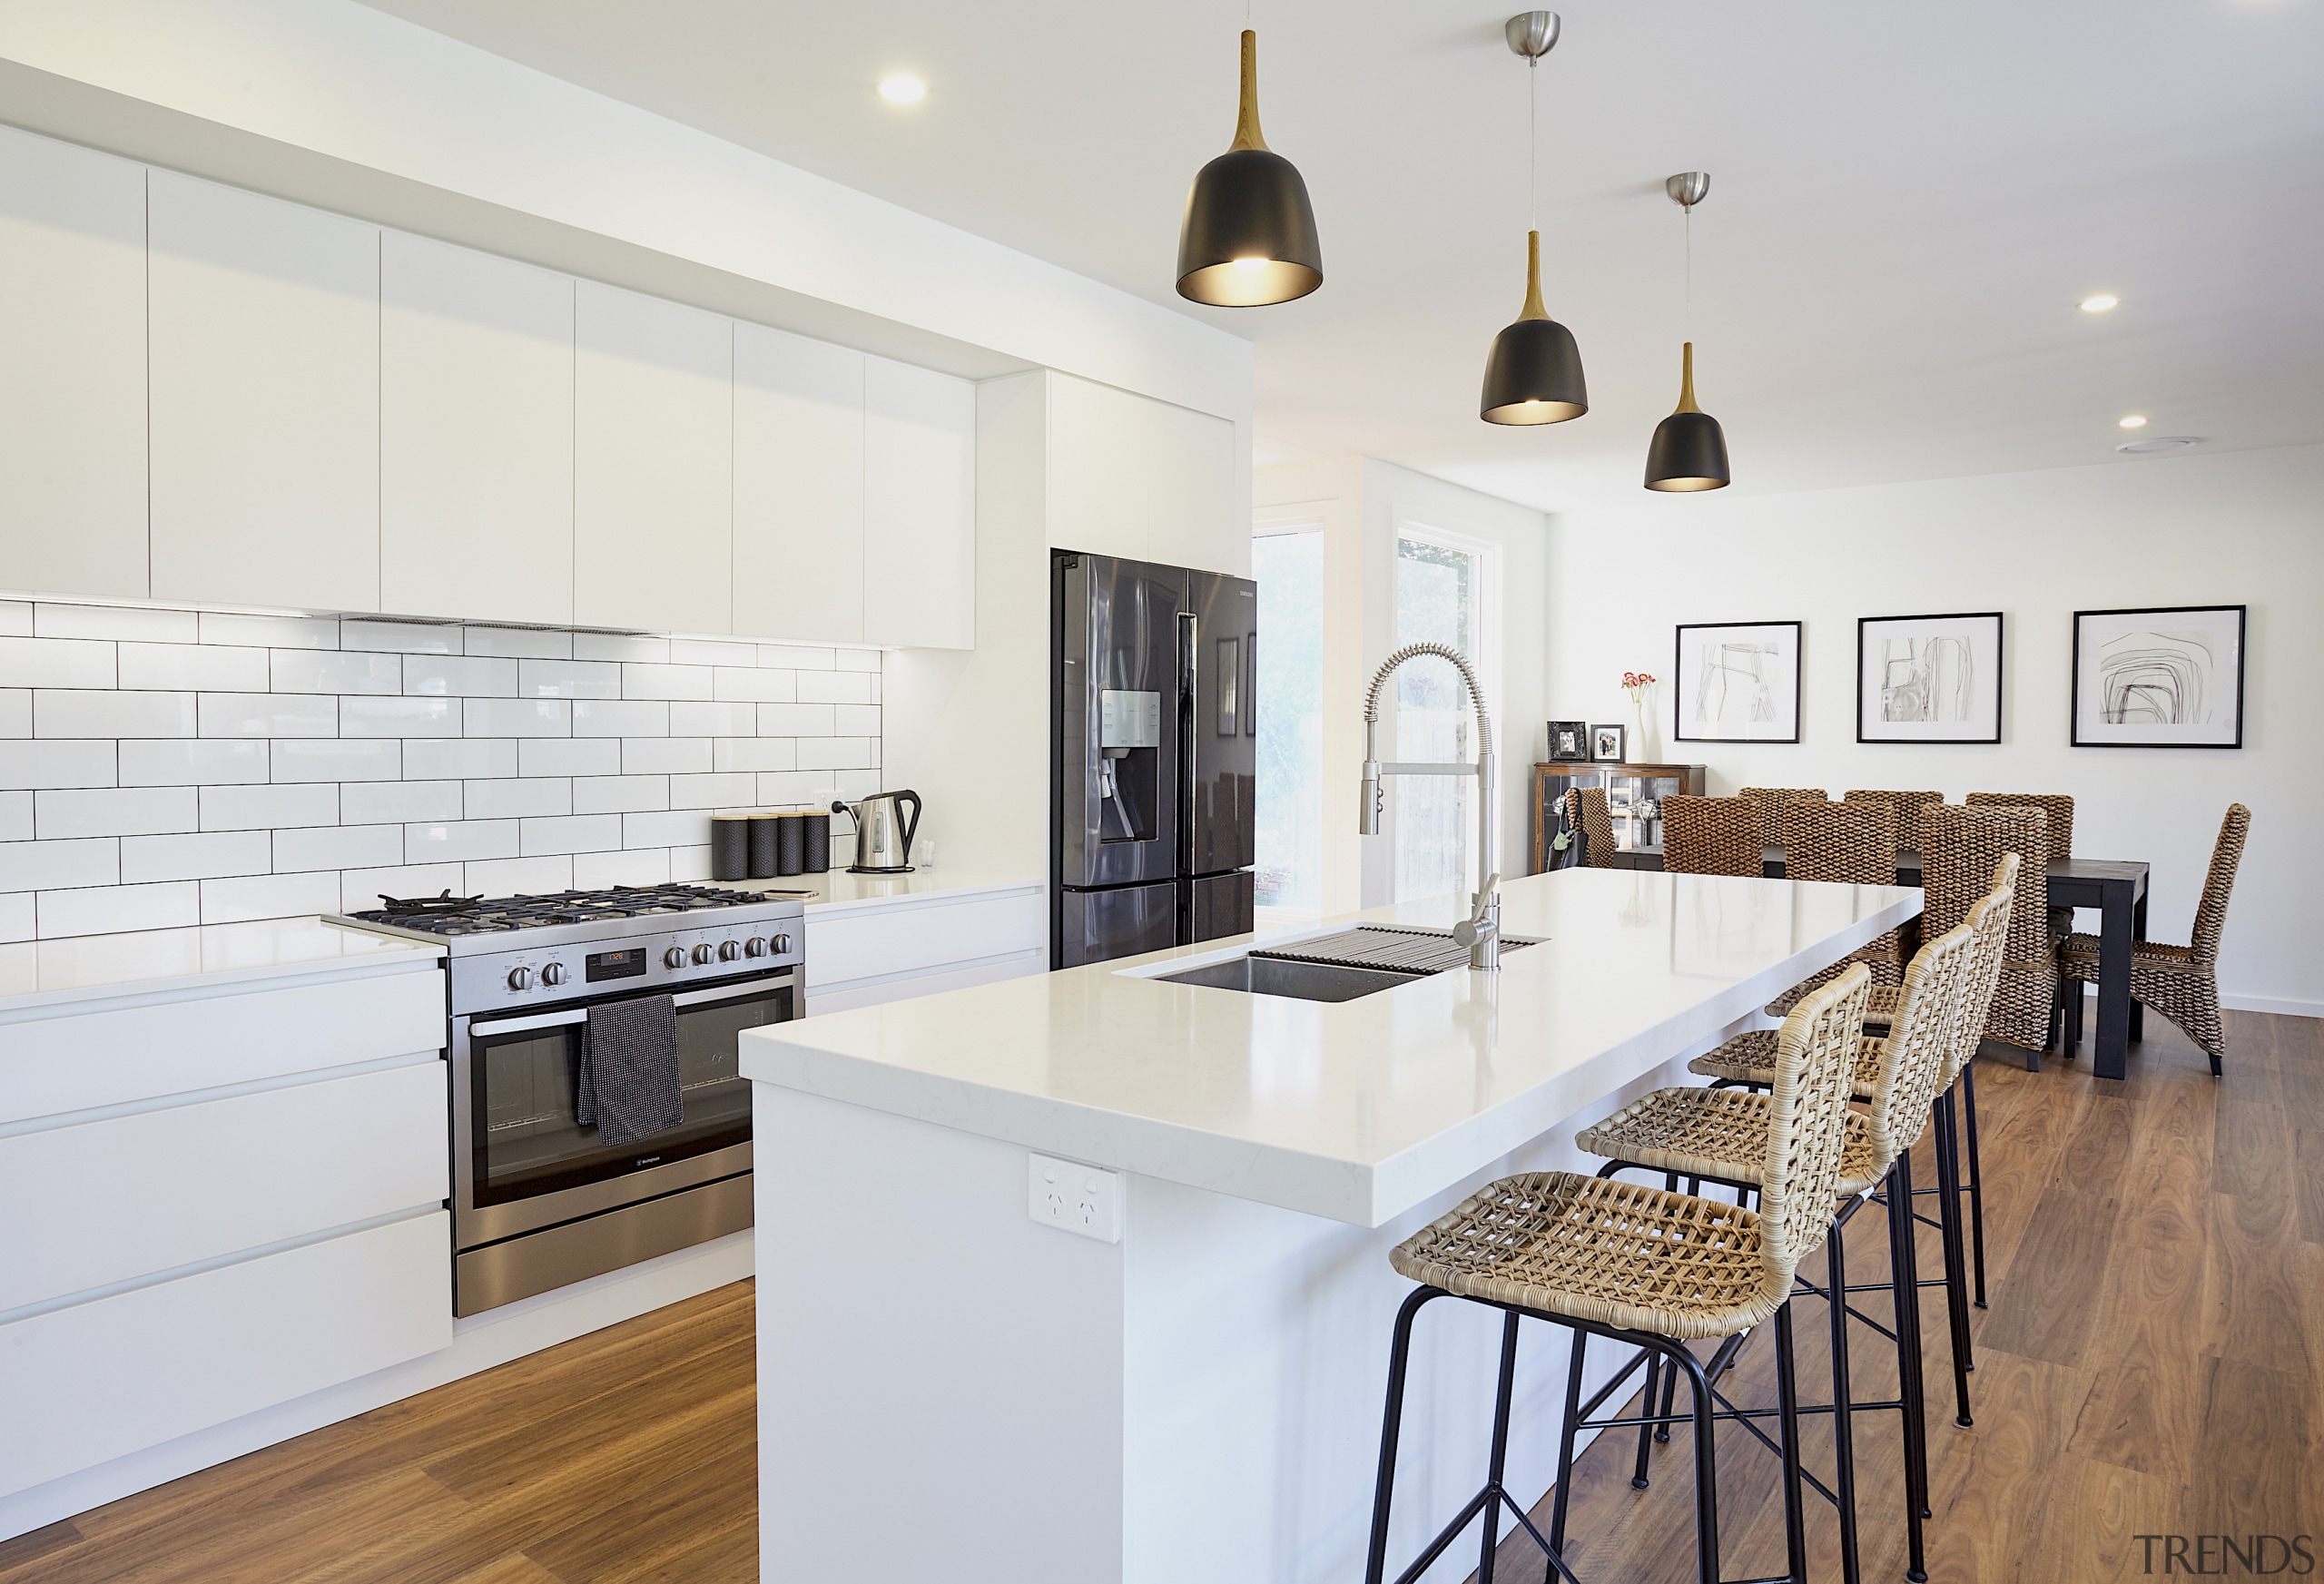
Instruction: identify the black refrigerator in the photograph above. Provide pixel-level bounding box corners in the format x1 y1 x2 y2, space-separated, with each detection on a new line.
1050 550 1256 969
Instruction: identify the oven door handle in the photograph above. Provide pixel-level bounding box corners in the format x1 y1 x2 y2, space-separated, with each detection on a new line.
466 972 797 1038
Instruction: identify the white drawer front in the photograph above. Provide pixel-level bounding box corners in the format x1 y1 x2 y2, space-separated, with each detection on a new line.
804 950 1045 1017
0 969 445 1127
805 891 1044 989
0 1211 452 1496
0 1062 448 1314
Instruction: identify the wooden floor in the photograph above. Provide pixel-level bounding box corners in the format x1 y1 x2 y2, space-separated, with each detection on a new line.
1 1008 2314 1584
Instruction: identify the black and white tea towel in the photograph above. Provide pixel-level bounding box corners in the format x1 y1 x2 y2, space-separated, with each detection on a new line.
577 994 684 1148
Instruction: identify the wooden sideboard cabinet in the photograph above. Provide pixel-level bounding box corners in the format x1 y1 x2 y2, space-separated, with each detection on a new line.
1528 762 1709 873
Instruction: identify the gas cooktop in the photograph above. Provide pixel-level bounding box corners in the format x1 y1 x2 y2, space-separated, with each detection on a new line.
342 882 808 936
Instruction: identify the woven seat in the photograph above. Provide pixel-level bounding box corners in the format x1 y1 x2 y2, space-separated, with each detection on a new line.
1739 786 1828 846
1562 787 1619 869
1577 1087 1887 1198
1687 1028 1889 1097
2062 803 2250 1075
1661 794 1763 877
1845 790 1945 851
1766 798 1906 1014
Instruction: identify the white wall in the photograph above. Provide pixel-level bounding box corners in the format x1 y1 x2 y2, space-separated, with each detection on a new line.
1545 443 2321 1015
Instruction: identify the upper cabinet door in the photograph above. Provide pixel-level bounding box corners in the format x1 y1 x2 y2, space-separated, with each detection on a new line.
380 233 576 626
1044 374 1150 562
862 357 975 650
0 127 148 601
148 172 380 613
734 322 863 644
1147 400 1239 577
574 282 733 635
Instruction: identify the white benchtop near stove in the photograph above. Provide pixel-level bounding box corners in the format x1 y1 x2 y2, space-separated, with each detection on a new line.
0 917 444 1017
707 869 1039 913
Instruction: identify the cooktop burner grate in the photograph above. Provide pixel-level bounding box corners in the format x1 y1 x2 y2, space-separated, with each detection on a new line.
349 882 793 936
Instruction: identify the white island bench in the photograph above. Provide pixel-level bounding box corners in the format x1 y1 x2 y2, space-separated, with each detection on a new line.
741 866 1919 1584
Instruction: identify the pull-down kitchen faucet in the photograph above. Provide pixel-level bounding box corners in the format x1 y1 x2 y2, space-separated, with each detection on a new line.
1359 643 1501 970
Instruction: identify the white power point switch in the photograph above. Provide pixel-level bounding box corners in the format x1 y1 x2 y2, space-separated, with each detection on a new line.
1028 1153 1121 1244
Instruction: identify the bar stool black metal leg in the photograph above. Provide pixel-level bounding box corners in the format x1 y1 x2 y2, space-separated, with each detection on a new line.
1364 1286 1441 1584
1666 1338 1724 1584
1827 1217 1863 1584
1547 1327 1589 1554
1961 1060 1989 1309
1934 1094 1976 1427
1888 1157 1931 1579
1632 1351 1661 1488
1775 1301 1809 1584
1477 1311 1521 1584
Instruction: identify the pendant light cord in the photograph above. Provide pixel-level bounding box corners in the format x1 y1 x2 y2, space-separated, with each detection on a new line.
1528 54 1539 232
1684 200 1693 341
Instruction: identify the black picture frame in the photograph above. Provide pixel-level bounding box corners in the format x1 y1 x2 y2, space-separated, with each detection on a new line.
1855 611 2004 744
1590 723 1626 762
2070 605 2247 749
1673 621 1803 743
1547 720 1590 762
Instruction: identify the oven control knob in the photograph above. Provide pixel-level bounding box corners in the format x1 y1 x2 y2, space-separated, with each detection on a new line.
507 966 532 991
664 947 687 969
718 940 740 961
692 943 714 966
743 937 768 958
540 962 566 987
773 933 792 956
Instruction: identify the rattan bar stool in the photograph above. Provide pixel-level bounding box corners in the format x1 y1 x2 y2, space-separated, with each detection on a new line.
1766 799 1908 1017
1363 969 1872 1584
2063 803 2250 1076
1663 795 1766 877
1562 787 1620 869
1843 790 1945 851
1739 786 1829 846
1576 910 1989 1584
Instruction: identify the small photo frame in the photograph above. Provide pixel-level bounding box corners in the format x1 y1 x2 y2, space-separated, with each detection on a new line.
1590 723 1627 762
1547 719 1590 762
1675 621 1803 743
2072 605 2246 748
1856 611 2004 743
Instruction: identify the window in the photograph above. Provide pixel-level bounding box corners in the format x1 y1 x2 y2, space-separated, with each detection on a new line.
1252 527 1325 915
1393 526 1496 904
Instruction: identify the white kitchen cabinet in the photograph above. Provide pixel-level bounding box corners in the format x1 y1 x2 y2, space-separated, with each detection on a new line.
381 232 576 625
862 356 975 649
802 882 1044 1014
574 281 734 635
0 126 148 601
734 322 864 644
1149 398 1239 576
147 171 380 613
1045 371 1238 575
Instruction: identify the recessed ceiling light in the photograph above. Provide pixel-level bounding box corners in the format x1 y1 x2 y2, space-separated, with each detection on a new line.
2116 435 2201 455
2117 415 2148 428
2080 295 2119 313
878 74 925 103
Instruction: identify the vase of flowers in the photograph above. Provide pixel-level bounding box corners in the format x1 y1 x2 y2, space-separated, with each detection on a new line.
1621 672 1659 763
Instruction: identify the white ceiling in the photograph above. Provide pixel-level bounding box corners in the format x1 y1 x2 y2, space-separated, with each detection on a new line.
358 0 2324 512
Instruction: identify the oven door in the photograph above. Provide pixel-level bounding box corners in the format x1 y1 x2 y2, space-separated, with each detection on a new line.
450 972 793 1251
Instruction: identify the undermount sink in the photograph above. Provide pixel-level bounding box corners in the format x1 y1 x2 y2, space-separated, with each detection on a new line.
1154 953 1426 1003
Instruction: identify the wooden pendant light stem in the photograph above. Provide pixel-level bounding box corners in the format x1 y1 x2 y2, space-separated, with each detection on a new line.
1230 30 1268 151
1675 341 1700 413
1520 231 1547 321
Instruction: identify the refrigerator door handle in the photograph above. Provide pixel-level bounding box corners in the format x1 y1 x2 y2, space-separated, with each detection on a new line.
1178 608 1197 880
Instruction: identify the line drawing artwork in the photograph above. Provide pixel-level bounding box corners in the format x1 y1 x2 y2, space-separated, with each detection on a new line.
1692 641 1780 725
2099 628 2212 726
1878 635 1974 723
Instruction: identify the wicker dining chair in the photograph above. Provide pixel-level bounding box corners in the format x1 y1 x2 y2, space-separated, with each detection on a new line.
2063 803 2250 1077
1661 795 1764 877
1966 792 2075 940
1739 786 1829 846
1765 798 1906 1014
1562 787 1620 870
1844 790 1945 851
1923 802 2057 1068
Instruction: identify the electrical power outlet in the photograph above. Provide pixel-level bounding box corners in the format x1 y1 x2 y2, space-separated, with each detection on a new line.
1028 1153 1121 1243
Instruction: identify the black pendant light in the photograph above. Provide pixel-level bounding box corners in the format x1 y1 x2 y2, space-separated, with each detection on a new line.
1177 29 1322 307
1644 172 1731 490
1481 12 1586 425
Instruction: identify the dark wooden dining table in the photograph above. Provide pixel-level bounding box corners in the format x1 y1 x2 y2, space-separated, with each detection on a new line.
1607 842 2152 1079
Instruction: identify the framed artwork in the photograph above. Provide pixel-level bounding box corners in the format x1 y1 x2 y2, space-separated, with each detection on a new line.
1547 720 1590 762
1674 621 1803 743
1590 723 1627 762
2072 605 2246 748
1856 611 2004 743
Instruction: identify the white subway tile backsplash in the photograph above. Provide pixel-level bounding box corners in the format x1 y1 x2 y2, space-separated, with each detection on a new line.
406 819 519 862
340 863 464 910
760 703 835 736
466 778 571 820
35 690 196 740
836 648 882 674
199 693 336 738
518 659 621 700
341 695 458 737
405 654 517 697
571 775 668 814
865 674 881 704
622 810 710 850
270 739 403 782
832 769 881 801
464 627 572 660
669 638 756 667
118 643 270 692
796 671 873 705
465 855 571 895
0 740 115 789
667 844 714 882
714 739 795 774
668 772 757 811
201 611 340 650
672 701 758 737
404 738 517 781
573 634 668 663
0 689 26 738
0 890 33 942
341 619 461 654
0 637 113 690
0 792 31 842
201 871 342 925
201 783 338 832
35 604 197 643
0 838 120 891
273 823 403 873
572 848 669 890
620 663 714 702
119 739 270 786
519 738 622 778
120 831 271 884
0 602 29 637
38 881 200 937
519 813 623 856
271 649 403 695
623 738 712 775
710 668 794 703
35 786 199 839
341 780 461 824
834 704 882 737
762 644 838 671
574 700 667 738
464 698 569 738
757 772 842 806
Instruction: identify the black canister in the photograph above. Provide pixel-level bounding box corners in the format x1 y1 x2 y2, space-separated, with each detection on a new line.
801 811 832 873
775 811 807 876
747 812 780 879
711 813 751 882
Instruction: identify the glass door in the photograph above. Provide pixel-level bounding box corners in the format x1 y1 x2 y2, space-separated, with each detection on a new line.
1252 528 1324 918
1393 528 1495 903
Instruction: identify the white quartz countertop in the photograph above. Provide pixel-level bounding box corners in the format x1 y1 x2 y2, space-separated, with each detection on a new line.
741 868 1920 1227
0 917 445 1017
705 870 1039 915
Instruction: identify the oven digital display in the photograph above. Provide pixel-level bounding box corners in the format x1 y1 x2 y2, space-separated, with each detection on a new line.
586 948 647 982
